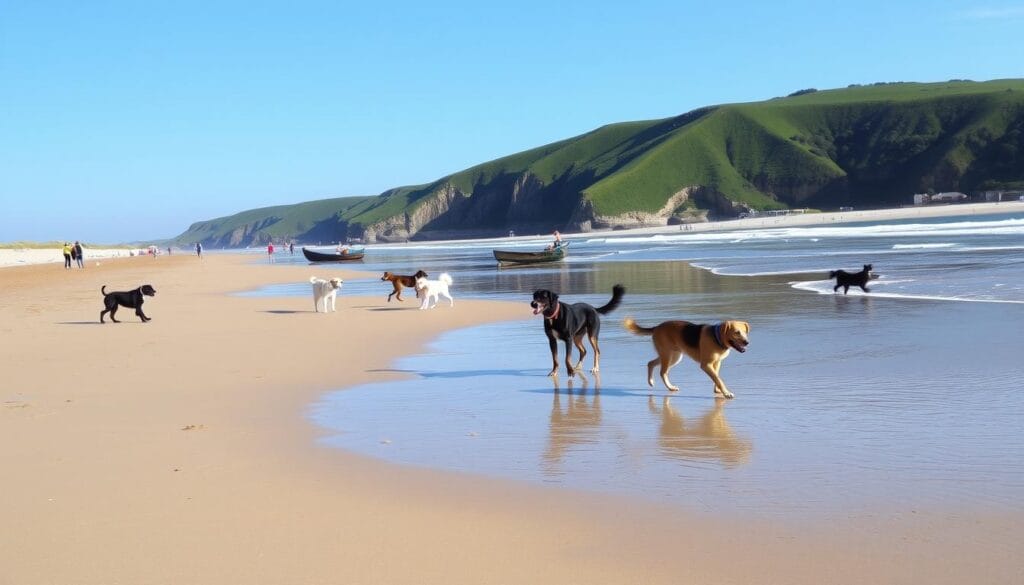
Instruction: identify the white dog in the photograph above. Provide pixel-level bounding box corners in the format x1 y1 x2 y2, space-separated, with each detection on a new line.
415 273 454 309
310 276 344 312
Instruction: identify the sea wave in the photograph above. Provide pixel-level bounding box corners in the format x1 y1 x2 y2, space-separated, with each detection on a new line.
595 217 1024 245
955 245 1024 253
789 280 1024 304
690 262 825 277
891 243 957 249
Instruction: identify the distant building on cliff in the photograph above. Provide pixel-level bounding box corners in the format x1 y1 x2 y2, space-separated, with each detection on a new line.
981 190 1024 202
913 192 968 205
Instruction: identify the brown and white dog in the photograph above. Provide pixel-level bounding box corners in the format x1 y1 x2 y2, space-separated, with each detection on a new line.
624 317 750 398
381 270 426 302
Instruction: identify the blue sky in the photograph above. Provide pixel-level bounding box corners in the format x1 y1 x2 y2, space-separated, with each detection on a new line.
2 0 1022 242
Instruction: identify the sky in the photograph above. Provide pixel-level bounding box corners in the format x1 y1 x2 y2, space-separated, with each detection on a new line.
2 0 1022 243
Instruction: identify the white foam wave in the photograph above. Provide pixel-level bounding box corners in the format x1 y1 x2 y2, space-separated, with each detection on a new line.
789 281 1024 304
955 245 1024 253
596 217 1024 245
892 243 957 249
691 262 827 277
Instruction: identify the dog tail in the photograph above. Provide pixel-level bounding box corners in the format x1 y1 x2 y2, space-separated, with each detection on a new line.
439 273 453 285
595 284 626 315
101 285 107 296
310 276 319 284
622 317 654 336
828 271 837 279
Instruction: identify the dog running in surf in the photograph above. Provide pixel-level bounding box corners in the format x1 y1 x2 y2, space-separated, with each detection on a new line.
830 263 875 294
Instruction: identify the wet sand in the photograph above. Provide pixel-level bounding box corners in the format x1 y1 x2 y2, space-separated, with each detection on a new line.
312 263 1024 518
1 254 1020 584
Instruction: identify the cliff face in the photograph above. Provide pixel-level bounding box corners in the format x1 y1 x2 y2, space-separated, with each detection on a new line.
355 173 584 242
580 187 693 229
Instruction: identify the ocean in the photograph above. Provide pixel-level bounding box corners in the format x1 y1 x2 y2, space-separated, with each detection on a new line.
246 212 1024 518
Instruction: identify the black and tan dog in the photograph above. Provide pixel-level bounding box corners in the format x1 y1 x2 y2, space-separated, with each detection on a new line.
830 263 874 294
381 270 426 302
100 284 156 323
530 284 625 377
624 317 750 398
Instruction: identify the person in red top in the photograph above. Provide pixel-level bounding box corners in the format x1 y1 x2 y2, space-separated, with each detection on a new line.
267 242 275 263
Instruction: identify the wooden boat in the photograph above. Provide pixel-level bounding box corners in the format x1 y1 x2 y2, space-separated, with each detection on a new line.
301 246 365 262
493 242 568 266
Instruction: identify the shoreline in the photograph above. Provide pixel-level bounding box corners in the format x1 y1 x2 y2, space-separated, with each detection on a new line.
4 203 1021 267
372 201 1024 247
1 254 1019 584
595 200 1024 238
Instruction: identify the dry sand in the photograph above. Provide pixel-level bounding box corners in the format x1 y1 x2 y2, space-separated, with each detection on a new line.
1 254 1020 584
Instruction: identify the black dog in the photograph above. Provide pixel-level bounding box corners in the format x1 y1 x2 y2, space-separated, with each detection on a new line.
530 284 625 377
100 284 156 323
830 264 874 294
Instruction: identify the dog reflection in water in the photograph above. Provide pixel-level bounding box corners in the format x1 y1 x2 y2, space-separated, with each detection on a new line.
647 397 752 468
543 372 602 472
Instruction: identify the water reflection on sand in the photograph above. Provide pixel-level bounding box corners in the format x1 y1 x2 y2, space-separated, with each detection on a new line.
304 255 1023 517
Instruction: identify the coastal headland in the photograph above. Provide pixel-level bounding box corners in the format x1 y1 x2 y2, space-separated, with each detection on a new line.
1 250 1019 584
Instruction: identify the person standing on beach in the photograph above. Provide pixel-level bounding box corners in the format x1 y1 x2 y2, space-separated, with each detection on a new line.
267 242 275 263
195 242 203 258
289 242 294 255
62 242 72 269
73 241 84 268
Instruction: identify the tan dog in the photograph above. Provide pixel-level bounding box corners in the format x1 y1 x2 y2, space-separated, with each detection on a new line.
623 317 750 398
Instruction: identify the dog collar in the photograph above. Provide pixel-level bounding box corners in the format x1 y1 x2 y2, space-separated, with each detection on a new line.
712 323 727 349
545 303 561 321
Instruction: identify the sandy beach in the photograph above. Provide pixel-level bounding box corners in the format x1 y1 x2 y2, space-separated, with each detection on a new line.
1 251 1020 584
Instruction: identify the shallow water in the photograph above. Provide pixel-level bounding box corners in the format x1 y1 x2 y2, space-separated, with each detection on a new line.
248 213 1024 517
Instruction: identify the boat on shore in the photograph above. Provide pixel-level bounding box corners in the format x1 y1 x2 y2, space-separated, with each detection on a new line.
493 242 568 266
301 246 365 262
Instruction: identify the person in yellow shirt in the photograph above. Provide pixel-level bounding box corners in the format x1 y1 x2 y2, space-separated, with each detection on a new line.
62 242 72 270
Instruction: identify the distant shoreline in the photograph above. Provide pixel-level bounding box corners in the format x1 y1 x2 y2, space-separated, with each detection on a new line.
599 201 1024 238
371 201 1024 248
6 202 1022 262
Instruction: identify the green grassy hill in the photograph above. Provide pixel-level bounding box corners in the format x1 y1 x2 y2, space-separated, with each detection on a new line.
171 196 371 247
174 79 1024 245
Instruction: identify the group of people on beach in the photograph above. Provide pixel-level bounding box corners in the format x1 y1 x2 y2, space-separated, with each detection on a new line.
267 241 297 262
62 241 85 269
